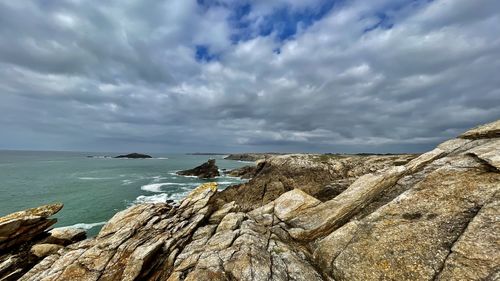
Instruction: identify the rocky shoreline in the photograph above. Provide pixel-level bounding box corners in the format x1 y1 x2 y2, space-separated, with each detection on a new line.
223 153 283 161
1 120 499 280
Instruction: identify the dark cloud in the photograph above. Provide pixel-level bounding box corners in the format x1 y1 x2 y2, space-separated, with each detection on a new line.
0 0 499 153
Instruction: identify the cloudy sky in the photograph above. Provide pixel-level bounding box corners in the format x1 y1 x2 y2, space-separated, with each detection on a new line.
0 0 499 153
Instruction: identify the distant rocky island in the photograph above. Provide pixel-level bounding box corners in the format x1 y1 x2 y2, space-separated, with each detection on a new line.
86 153 153 159
114 153 152 159
1 119 499 280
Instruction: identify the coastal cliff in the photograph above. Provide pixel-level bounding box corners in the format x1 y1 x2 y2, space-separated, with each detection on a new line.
2 120 499 280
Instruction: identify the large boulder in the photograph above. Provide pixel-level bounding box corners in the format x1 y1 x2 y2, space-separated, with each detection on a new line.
30 244 63 258
44 228 86 246
177 159 220 179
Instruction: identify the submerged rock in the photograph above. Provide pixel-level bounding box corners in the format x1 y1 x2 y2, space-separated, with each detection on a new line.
6 120 500 281
114 153 153 159
177 159 220 179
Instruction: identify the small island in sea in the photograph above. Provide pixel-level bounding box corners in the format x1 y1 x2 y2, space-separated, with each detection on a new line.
114 153 153 159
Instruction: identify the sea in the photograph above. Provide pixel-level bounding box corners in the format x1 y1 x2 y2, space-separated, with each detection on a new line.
0 150 251 236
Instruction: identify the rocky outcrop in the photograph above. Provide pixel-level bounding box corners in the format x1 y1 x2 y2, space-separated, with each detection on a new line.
224 153 280 161
214 153 417 211
177 159 220 179
459 119 500 139
115 153 153 159
224 164 261 179
44 228 86 246
8 120 500 280
0 203 62 251
0 204 86 281
19 183 219 281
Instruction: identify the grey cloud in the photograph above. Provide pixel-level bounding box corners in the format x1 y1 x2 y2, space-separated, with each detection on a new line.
0 0 499 153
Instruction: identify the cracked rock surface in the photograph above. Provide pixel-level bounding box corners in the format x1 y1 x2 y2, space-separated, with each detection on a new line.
5 119 500 280
0 203 87 281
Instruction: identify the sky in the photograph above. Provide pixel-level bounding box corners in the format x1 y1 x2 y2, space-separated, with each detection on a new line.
0 0 499 153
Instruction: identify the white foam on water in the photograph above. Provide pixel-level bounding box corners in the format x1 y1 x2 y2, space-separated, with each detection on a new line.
168 171 198 178
134 193 170 204
151 175 164 183
134 191 189 204
179 175 198 178
216 181 238 185
141 182 200 192
122 179 134 185
58 221 106 231
141 183 168 192
88 156 112 159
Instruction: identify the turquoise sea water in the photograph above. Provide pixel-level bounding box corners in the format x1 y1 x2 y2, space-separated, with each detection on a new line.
0 150 250 236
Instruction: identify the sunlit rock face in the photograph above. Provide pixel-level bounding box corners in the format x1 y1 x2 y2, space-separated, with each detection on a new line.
7 120 500 281
0 203 87 280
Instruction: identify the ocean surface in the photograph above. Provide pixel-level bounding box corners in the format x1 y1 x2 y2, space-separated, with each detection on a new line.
0 150 251 236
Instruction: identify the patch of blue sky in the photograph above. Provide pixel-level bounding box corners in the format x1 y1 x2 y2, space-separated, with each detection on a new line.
195 45 219 62
197 0 342 43
238 1 340 42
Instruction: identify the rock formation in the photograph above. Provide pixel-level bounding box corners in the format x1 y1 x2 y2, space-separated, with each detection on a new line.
4 119 500 280
224 153 280 161
224 164 261 179
0 204 86 280
114 153 153 159
177 159 220 179
214 153 417 211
